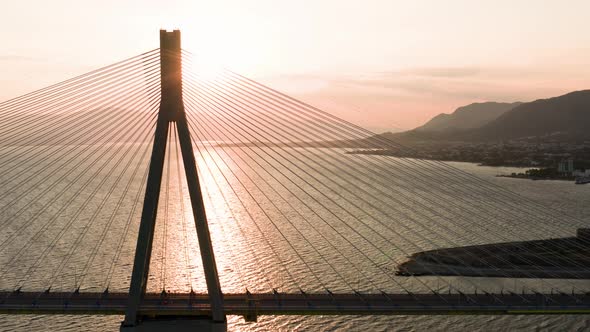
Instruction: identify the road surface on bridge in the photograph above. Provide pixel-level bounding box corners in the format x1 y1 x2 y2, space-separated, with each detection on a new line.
1 292 589 319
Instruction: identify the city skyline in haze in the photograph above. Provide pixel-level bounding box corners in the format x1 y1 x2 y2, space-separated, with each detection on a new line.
2 0 590 132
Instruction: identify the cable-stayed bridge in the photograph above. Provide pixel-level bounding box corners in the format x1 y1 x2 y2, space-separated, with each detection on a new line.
0 30 589 331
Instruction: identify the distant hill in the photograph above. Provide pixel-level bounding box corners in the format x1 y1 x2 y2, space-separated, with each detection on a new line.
340 90 590 166
473 90 590 141
415 102 522 132
397 90 590 142
308 89 590 151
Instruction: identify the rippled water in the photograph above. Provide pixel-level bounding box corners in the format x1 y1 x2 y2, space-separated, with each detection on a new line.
1 147 589 331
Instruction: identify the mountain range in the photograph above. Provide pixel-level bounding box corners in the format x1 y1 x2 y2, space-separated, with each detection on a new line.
398 90 590 142
414 101 522 133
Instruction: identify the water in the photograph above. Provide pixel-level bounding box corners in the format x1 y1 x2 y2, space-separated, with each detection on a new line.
1 145 589 331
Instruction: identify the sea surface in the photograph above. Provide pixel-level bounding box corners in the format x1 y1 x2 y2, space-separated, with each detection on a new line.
0 147 589 331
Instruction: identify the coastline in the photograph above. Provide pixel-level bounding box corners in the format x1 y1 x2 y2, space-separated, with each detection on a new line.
495 174 574 182
345 149 545 168
397 234 590 279
347 149 588 183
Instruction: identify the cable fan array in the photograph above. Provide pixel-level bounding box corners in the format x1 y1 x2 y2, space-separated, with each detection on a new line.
0 48 587 307
0 50 159 292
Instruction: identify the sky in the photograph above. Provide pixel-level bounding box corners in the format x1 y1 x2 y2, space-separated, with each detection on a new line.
1 0 590 132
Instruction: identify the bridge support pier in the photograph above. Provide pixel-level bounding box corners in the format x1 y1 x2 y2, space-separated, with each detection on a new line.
121 316 227 332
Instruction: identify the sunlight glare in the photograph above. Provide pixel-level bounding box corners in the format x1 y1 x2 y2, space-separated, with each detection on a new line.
159 12 266 77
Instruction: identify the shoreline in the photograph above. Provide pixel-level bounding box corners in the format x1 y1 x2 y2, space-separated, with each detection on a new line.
495 174 574 182
397 235 590 279
345 150 548 168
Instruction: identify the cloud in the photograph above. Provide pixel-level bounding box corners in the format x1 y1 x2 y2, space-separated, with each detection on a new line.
0 55 36 62
324 65 590 101
399 67 481 78
249 65 590 131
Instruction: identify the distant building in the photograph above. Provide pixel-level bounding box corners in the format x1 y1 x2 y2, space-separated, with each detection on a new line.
573 169 590 177
557 158 574 175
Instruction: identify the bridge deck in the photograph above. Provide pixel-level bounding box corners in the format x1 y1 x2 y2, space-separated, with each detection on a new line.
1 292 590 318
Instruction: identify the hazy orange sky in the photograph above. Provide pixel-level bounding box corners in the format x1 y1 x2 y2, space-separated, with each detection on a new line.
2 0 590 132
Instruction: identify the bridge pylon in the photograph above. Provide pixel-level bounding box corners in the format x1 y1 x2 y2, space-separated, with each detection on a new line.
121 30 226 331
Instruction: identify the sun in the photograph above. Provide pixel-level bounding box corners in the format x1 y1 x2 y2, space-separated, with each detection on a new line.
181 49 226 82
159 15 264 78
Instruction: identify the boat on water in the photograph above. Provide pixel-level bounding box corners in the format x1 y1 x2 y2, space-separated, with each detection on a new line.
575 176 590 184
